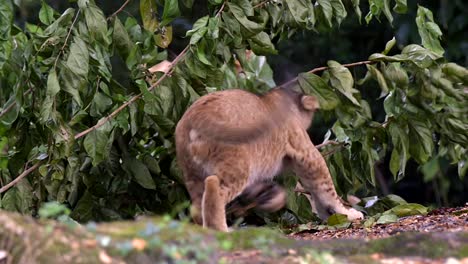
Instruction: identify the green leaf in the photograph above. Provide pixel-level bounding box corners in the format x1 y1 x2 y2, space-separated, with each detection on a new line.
402 44 442 68
39 1 56 25
317 0 333 27
366 64 389 97
40 70 61 123
384 63 409 88
90 92 113 116
421 156 440 182
0 0 13 40
228 3 263 37
190 26 208 46
43 8 75 36
327 60 360 106
70 190 95 222
382 37 396 55
39 201 70 219
330 0 347 25
393 0 407 13
66 37 89 77
83 2 108 44
327 213 351 227
442 63 468 84
61 65 84 106
416 6 444 56
390 203 428 217
125 157 156 190
408 119 434 164
0 180 33 214
298 72 339 110
235 0 254 17
285 0 309 25
389 148 400 178
187 16 209 36
140 0 158 32
388 122 409 181
351 0 362 22
161 0 180 26
83 121 113 166
113 17 134 59
248 31 277 55
376 213 398 224
381 0 393 24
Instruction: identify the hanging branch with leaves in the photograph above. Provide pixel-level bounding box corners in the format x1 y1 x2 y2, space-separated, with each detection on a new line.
0 0 466 222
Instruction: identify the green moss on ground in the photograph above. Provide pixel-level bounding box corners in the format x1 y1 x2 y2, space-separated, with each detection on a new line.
0 210 466 263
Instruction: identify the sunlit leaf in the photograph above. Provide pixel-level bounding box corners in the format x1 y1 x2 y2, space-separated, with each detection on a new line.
39 1 56 25
140 0 158 32
327 60 360 106
376 213 397 224
83 2 108 44
390 203 428 217
66 37 89 77
161 0 180 26
416 6 444 56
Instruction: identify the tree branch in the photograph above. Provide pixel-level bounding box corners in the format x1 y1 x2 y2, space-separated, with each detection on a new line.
253 1 271 9
316 140 343 149
279 60 374 89
108 0 132 20
1 0 230 195
54 9 81 70
0 161 43 194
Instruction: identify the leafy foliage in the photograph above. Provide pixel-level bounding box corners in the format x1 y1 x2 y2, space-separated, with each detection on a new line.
0 0 466 224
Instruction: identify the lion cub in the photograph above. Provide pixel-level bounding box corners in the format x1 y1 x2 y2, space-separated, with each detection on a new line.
175 87 363 231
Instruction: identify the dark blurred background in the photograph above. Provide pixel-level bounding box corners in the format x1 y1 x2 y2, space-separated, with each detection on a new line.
14 0 468 206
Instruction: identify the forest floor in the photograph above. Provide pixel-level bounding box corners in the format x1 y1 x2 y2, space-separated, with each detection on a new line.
1 204 467 264
224 204 468 264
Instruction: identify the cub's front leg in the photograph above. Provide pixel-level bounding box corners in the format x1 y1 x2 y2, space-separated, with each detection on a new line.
286 130 363 221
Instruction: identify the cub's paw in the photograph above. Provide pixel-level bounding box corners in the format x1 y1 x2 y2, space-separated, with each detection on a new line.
345 208 364 221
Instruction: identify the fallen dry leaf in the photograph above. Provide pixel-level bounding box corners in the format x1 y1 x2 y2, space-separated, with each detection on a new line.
148 60 172 74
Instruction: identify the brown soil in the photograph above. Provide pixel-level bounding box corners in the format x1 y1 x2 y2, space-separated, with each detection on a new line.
290 205 468 241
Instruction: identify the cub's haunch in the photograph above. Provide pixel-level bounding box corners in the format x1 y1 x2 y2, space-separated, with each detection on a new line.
175 87 363 231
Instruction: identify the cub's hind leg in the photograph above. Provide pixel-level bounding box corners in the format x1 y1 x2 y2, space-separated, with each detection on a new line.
202 175 229 231
202 169 248 232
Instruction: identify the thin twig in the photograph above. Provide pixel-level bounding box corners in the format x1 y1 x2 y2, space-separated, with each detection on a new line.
321 146 343 157
316 140 342 149
108 0 132 20
216 1 227 17
253 0 271 9
53 9 81 70
279 60 374 88
0 161 43 194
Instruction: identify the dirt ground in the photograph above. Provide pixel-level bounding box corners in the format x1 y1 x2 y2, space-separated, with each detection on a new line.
224 204 468 264
290 204 468 240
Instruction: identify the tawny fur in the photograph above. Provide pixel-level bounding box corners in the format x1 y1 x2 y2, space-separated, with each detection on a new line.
175 87 363 232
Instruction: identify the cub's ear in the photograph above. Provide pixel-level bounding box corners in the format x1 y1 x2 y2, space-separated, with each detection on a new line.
301 95 320 111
